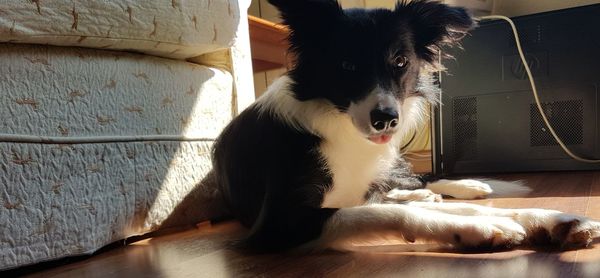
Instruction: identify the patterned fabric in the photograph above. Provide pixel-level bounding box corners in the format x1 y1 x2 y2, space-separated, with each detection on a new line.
0 0 255 269
0 42 235 270
0 141 226 269
0 0 240 60
0 43 233 138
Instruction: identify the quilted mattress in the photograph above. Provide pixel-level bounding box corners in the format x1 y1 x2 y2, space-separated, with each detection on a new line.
0 0 241 60
0 43 232 270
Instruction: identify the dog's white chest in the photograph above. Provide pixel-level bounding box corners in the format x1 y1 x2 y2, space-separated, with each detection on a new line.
319 129 395 208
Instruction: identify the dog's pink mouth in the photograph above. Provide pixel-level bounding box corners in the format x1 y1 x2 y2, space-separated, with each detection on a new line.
368 134 392 144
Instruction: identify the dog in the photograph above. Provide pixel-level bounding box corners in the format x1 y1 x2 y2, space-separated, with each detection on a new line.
212 0 600 251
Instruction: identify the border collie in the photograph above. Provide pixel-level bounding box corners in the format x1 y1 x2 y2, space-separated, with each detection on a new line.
213 0 600 251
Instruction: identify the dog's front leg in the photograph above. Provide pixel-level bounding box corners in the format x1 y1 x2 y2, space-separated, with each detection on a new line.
425 179 493 199
407 202 600 248
367 157 443 204
371 157 493 202
381 179 493 203
384 188 443 203
316 204 526 250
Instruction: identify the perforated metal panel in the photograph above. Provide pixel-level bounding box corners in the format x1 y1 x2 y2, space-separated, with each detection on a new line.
507 24 543 46
530 100 584 147
453 97 478 160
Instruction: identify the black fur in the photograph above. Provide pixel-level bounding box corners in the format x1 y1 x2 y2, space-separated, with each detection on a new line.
272 0 472 108
212 0 474 251
212 107 338 250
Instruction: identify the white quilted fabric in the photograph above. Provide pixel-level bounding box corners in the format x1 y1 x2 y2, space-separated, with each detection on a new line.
0 43 233 270
0 0 241 60
0 141 225 270
0 43 233 139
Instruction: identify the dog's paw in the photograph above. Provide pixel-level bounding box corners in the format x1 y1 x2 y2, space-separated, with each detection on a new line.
450 216 526 249
385 189 443 203
426 179 493 199
515 210 600 248
449 217 527 249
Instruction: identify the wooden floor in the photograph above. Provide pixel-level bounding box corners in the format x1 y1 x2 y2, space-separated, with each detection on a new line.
9 171 600 278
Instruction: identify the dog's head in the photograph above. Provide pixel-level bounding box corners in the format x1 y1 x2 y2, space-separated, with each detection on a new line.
269 0 474 144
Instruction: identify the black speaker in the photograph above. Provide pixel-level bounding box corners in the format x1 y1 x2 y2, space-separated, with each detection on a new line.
434 4 600 175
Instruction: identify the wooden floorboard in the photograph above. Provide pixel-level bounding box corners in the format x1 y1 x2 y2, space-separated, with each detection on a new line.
8 171 600 278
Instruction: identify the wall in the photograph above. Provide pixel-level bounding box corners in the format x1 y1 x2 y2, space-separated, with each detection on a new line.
249 0 285 98
492 0 600 17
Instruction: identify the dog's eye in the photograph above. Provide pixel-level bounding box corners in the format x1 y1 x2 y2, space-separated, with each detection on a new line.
342 61 357 71
393 55 409 68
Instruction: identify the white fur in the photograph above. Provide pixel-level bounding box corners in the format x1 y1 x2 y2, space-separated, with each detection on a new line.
385 188 442 202
318 122 397 208
398 96 429 138
426 179 493 199
479 179 532 198
255 76 334 134
317 203 526 250
425 179 532 199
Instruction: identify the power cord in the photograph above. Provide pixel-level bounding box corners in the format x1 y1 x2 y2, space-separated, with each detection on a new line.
478 15 600 163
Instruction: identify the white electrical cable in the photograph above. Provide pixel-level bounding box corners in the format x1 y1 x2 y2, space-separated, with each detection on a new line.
479 15 600 163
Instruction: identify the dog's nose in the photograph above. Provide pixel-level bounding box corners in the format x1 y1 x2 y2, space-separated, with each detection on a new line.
370 108 399 131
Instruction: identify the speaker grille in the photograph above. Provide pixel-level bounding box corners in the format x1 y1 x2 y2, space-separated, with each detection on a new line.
530 100 584 147
453 97 478 160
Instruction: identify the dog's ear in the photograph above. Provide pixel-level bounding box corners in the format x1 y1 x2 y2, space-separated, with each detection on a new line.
395 0 475 62
268 0 343 45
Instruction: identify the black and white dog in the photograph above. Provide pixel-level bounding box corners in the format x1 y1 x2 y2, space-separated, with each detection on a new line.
213 0 600 251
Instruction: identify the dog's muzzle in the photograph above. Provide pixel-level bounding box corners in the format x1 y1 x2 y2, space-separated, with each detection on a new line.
370 107 399 131
368 107 399 144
